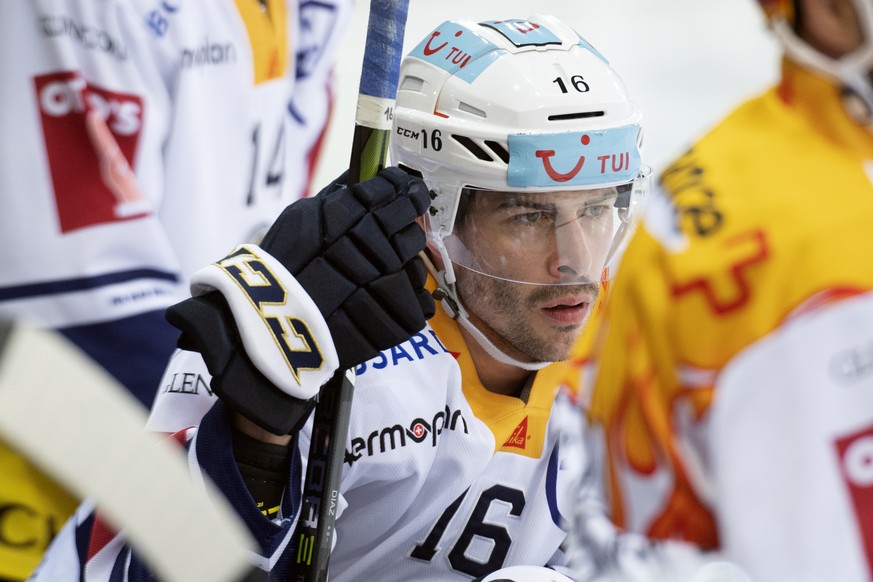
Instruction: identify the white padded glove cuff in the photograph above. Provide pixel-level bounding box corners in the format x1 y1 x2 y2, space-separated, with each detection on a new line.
190 244 339 400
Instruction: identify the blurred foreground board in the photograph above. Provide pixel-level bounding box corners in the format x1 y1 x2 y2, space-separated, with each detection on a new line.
0 320 265 582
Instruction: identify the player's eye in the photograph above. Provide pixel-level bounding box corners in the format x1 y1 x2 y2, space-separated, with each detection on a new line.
515 211 543 224
582 204 610 219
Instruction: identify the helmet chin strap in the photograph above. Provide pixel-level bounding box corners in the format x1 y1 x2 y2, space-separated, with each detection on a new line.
421 254 552 372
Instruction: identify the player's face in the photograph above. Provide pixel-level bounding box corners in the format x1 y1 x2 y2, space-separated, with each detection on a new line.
452 188 618 285
453 188 614 362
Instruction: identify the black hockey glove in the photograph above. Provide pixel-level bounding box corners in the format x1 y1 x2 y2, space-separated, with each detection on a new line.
166 167 435 434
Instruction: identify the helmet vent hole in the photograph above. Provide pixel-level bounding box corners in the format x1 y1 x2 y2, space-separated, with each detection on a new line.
452 135 493 162
397 163 423 179
548 111 605 121
399 75 425 92
458 102 487 118
484 140 510 164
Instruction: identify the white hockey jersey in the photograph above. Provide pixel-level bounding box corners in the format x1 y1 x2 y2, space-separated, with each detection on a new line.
34 302 588 581
0 0 351 401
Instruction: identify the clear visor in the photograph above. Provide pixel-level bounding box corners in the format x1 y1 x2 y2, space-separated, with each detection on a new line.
428 167 651 286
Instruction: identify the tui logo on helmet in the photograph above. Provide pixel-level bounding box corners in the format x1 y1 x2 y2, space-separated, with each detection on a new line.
510 126 641 188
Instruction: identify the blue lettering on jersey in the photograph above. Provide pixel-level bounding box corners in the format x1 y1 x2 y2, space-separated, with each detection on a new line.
391 343 414 365
508 124 642 188
145 0 180 38
356 329 450 375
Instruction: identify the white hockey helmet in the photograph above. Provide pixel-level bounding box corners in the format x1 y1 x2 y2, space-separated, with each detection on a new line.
759 0 873 119
390 14 650 288
474 565 575 582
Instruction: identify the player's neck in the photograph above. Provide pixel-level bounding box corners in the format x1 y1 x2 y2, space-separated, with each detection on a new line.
458 325 533 397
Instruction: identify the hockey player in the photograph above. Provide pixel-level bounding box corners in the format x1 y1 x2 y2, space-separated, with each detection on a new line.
0 1 351 578
32 14 651 580
574 0 873 580
0 0 352 410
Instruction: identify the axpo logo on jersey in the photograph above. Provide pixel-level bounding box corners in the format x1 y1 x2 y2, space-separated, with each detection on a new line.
35 71 145 233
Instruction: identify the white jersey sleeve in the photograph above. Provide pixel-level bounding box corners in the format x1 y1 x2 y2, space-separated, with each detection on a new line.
709 291 873 581
146 348 218 432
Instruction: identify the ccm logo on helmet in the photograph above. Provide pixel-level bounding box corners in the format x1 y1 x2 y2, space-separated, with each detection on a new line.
396 126 420 140
396 125 444 152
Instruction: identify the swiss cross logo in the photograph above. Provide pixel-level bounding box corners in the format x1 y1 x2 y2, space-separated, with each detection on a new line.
502 416 529 449
34 71 147 233
835 423 873 575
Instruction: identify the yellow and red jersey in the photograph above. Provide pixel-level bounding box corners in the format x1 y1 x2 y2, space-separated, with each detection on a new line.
580 59 873 580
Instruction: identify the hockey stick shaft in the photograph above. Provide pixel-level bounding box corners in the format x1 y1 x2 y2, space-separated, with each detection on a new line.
346 0 410 185
289 1 410 581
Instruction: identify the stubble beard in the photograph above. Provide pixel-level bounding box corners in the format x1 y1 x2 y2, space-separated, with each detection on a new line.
456 268 599 363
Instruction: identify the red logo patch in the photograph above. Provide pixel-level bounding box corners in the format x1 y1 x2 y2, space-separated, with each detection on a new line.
502 416 529 449
835 423 873 574
35 71 147 233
